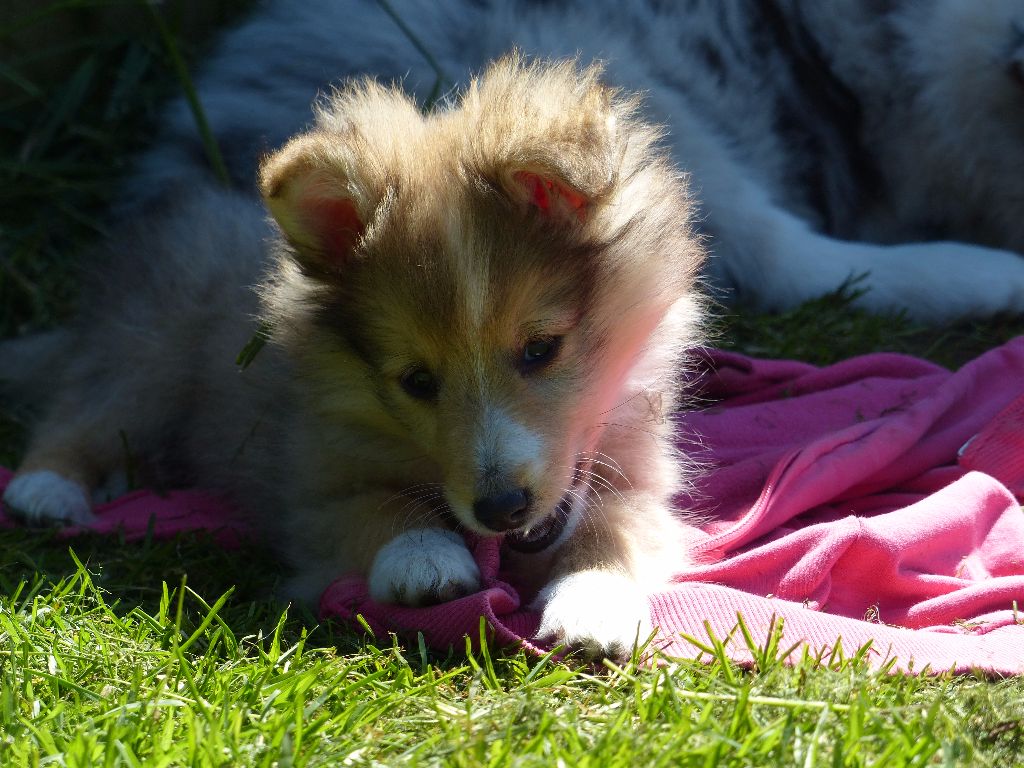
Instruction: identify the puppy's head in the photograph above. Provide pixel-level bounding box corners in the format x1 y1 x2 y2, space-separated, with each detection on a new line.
259 56 704 536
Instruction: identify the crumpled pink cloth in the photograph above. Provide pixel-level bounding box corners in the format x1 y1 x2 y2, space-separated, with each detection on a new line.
3 339 1024 674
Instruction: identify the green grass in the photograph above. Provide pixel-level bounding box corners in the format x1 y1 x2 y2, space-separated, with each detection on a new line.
3 549 1024 766
2 2 1024 766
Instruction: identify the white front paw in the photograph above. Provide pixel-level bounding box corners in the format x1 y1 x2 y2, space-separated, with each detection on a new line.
534 570 652 660
368 527 480 606
3 470 94 526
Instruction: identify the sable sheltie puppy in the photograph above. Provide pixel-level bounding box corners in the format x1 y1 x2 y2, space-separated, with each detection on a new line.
1 57 705 657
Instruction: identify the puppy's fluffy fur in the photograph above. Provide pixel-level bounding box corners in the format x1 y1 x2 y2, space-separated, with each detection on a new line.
2 58 706 657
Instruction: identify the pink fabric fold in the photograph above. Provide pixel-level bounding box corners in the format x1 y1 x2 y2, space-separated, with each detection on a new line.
0 476 249 547
3 338 1024 674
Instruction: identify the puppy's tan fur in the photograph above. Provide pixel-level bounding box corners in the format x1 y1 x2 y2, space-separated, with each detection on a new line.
4 57 705 656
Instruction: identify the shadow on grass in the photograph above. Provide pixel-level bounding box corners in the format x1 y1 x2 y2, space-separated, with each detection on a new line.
0 524 483 667
0 524 371 651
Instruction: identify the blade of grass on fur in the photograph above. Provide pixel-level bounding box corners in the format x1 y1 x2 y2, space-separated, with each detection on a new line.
105 41 154 121
236 320 272 369
144 2 231 186
375 0 450 110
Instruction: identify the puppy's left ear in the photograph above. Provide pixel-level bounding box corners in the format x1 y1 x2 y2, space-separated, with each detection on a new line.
259 134 367 270
506 169 591 224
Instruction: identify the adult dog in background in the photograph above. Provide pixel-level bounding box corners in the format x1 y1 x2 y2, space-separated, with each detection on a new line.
2 0 1023 656
127 0 1024 320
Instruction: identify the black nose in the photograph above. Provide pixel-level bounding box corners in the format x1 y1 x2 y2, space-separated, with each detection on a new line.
473 488 531 531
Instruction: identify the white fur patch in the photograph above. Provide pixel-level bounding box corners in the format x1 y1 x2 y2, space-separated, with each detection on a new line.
533 570 653 660
368 527 480 606
475 406 544 479
769 217 1024 321
2 470 94 526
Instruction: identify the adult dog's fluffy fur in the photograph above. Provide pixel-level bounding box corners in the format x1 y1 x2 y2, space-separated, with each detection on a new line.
120 0 1024 320
3 57 705 657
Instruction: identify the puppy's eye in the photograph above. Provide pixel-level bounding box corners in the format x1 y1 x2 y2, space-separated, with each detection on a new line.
519 336 561 372
400 367 439 400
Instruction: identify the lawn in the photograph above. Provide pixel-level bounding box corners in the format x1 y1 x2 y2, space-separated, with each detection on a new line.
2 2 1023 766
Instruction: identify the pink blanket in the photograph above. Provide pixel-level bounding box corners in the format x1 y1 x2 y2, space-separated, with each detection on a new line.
4 340 1024 674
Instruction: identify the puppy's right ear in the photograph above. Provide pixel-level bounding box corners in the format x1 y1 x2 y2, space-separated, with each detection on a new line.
259 135 365 270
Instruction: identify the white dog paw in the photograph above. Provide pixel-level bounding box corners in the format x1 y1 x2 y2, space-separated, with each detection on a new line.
534 571 652 660
368 527 480 606
2 470 95 526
